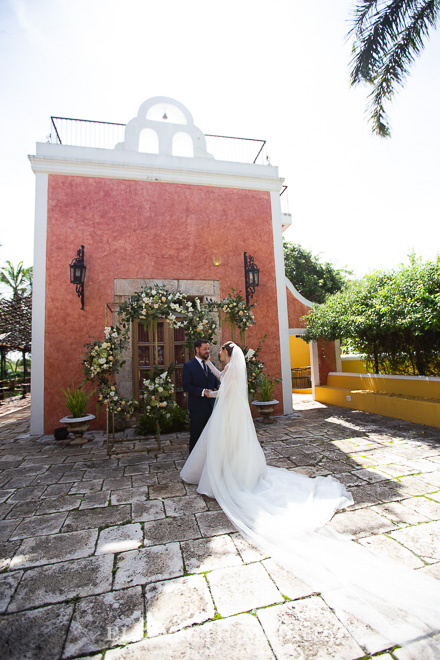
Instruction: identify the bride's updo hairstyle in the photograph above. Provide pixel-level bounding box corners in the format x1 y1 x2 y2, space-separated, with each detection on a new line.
221 341 235 357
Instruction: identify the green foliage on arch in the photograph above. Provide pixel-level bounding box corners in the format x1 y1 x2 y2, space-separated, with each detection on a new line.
83 283 257 429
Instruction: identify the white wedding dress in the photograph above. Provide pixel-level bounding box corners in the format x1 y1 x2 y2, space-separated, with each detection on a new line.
180 346 440 651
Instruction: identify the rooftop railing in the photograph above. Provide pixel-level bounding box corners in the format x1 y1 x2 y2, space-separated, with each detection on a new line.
47 116 288 211
49 117 126 151
280 185 290 214
49 116 268 165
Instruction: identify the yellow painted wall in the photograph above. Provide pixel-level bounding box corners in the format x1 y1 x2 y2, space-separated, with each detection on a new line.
341 357 367 373
315 372 440 428
289 335 310 369
315 385 440 428
328 373 440 399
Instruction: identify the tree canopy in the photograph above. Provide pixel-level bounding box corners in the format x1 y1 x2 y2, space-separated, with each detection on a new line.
283 241 351 304
349 0 440 137
303 255 440 376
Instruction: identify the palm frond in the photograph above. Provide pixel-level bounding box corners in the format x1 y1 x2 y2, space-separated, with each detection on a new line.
348 0 440 136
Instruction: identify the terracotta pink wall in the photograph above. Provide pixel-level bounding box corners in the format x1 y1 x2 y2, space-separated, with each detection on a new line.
286 286 311 329
44 175 283 432
317 340 337 385
285 286 337 386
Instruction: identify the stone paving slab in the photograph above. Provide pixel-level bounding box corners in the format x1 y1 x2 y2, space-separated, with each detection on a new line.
79 491 110 509
1 395 440 658
96 523 142 554
145 574 214 636
400 494 440 519
44 483 78 497
397 475 440 497
389 520 440 563
358 533 425 568
63 587 144 657
393 635 440 659
148 482 186 498
5 498 42 518
37 494 83 514
0 603 74 660
164 493 208 516
328 506 397 538
143 513 201 545
320 587 406 656
196 509 236 536
262 558 315 600
113 542 184 589
0 570 23 613
0 540 21 570
181 533 243 573
9 512 68 540
257 596 364 660
62 504 131 532
8 553 114 611
131 499 164 522
207 562 284 616
371 500 431 526
231 531 270 562
105 613 276 660
9 528 98 569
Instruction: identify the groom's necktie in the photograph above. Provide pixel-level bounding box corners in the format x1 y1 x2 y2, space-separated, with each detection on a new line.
203 361 208 377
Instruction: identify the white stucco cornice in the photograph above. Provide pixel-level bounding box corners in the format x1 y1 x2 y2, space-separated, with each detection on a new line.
28 143 285 193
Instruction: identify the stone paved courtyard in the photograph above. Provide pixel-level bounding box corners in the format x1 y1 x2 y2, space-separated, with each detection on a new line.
1 394 440 659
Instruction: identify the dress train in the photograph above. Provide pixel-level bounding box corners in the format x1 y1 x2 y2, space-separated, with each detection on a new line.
180 348 440 651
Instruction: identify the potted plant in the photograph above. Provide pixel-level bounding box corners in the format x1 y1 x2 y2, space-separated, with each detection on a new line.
252 374 280 423
59 381 95 444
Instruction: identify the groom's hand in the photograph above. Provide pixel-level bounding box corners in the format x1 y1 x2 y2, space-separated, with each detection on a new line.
205 389 212 398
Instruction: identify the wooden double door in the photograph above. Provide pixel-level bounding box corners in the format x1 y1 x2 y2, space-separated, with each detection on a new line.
132 319 190 407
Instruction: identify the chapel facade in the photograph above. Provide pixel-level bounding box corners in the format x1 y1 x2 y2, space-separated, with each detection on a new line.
29 97 337 434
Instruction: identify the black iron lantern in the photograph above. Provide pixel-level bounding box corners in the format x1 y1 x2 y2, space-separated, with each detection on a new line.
244 251 260 306
70 245 86 310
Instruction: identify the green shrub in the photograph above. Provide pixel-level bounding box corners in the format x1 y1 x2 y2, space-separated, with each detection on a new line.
303 255 440 376
136 404 189 435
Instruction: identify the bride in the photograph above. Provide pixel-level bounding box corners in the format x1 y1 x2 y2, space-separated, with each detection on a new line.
181 340 353 520
181 341 440 650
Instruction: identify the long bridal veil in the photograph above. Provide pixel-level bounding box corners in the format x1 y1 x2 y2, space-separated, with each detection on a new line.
205 345 440 651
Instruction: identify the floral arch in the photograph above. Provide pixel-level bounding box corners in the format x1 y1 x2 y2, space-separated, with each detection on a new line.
82 284 263 440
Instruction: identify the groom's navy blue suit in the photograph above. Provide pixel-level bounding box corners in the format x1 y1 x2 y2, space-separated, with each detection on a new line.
182 358 220 453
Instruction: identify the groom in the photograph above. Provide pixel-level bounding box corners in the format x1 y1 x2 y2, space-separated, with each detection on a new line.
182 339 220 453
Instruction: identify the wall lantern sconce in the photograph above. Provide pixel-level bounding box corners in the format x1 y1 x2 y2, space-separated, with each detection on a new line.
244 251 260 306
70 245 86 310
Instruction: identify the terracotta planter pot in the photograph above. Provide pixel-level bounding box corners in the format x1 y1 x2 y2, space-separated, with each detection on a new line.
251 400 279 424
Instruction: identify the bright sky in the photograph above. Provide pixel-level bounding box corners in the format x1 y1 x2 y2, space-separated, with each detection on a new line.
1 0 439 281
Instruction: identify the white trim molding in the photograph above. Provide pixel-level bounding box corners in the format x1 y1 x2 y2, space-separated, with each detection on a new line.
30 173 48 435
29 143 284 193
328 371 440 382
271 191 293 415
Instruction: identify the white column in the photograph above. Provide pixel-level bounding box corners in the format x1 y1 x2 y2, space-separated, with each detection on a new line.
310 341 320 399
30 172 48 435
335 339 342 372
270 191 293 414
